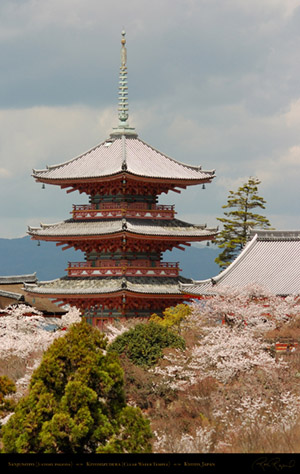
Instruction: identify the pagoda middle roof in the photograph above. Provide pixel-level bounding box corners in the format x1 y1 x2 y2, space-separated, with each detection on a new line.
24 276 192 296
32 135 215 183
28 218 217 239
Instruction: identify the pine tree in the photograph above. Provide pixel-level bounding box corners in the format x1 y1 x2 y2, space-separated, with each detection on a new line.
215 177 272 269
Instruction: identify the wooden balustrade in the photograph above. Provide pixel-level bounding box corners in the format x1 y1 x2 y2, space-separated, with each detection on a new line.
71 202 175 220
66 260 180 277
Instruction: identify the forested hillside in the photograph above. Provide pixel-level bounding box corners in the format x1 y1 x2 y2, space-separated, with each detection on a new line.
1 285 299 454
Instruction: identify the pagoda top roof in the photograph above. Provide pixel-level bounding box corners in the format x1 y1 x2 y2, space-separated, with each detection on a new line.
32 135 215 184
32 31 215 190
180 229 300 297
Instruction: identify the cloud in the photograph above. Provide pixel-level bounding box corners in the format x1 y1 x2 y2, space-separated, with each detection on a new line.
285 98 300 128
0 105 116 175
255 146 300 187
0 167 11 177
0 0 299 111
0 105 118 237
0 0 300 237
252 100 300 188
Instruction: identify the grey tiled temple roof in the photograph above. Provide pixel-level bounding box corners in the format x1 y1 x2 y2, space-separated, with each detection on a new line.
32 136 215 182
28 218 217 239
24 276 192 296
180 230 300 297
0 273 67 314
0 290 23 301
0 273 37 285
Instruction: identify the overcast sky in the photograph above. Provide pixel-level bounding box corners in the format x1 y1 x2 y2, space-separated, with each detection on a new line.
0 0 300 239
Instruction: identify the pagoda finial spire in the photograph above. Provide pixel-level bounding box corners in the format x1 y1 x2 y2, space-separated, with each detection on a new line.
119 30 128 124
110 30 138 138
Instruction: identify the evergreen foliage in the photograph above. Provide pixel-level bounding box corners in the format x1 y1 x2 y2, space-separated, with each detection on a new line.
0 376 16 418
215 177 272 268
150 304 191 333
108 321 186 367
1 321 152 453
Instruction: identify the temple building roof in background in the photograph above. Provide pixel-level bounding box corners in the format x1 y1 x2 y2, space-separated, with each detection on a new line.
0 273 66 314
180 230 300 297
0 273 37 285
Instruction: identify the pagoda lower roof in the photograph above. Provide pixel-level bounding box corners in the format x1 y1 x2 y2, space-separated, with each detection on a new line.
24 276 192 296
28 218 217 240
32 135 215 184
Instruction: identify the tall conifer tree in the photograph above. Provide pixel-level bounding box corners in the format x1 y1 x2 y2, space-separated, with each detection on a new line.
215 177 272 268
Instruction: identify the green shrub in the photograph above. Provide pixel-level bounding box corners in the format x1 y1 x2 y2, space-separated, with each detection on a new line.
150 304 191 333
108 321 186 367
2 321 152 453
0 376 16 419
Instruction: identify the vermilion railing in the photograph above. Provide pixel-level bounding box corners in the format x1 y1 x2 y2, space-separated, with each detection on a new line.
66 260 180 277
71 202 175 220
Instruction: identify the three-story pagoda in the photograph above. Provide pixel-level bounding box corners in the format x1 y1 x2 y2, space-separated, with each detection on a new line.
25 32 217 326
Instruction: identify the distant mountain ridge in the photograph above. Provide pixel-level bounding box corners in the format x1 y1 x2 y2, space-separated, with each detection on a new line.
0 236 220 282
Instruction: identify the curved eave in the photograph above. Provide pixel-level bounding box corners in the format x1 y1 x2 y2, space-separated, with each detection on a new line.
32 135 215 186
27 228 218 242
24 285 186 298
27 218 218 240
25 288 187 298
32 171 215 187
24 274 194 299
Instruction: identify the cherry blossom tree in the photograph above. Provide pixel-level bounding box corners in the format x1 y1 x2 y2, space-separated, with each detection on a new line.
148 285 300 452
153 425 215 453
0 304 81 360
189 284 300 332
150 284 300 388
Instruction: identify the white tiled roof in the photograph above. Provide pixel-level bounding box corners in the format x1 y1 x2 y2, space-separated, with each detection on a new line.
180 230 300 296
33 136 215 182
24 276 190 296
28 218 217 239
